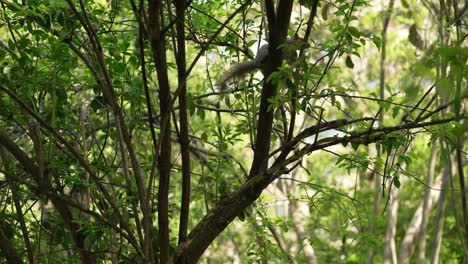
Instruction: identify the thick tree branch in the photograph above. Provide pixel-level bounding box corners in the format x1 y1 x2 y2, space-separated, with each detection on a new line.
148 0 173 261
175 0 191 246
249 0 294 178
173 116 461 262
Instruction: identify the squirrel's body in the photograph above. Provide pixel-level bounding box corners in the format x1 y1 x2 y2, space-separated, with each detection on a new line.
216 44 269 88
215 39 306 88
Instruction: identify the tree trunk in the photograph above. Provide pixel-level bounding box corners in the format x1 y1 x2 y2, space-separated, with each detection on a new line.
430 163 451 264
368 146 381 264
398 175 442 263
384 160 405 264
383 183 400 264
290 198 317 263
417 142 438 263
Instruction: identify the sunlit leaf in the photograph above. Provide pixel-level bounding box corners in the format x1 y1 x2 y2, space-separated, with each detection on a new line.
345 55 354 69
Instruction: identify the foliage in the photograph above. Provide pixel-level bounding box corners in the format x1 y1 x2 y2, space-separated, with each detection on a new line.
0 0 465 263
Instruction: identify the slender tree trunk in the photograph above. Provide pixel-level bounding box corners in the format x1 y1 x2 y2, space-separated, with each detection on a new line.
383 183 400 264
456 143 468 253
430 163 451 264
370 0 395 261
175 0 191 246
398 175 442 263
79 105 90 210
290 199 317 263
417 142 438 263
148 0 173 262
384 155 407 264
368 146 381 264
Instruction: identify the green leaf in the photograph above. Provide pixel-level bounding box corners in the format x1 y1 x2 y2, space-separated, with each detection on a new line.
197 107 205 120
385 84 392 94
404 83 420 99
8 39 15 51
348 26 361 38
372 36 382 51
352 50 361 58
110 61 126 74
345 55 354 69
334 100 341 109
436 47 468 59
435 78 453 100
114 175 125 185
91 96 106 112
360 38 366 46
401 0 410 8
238 210 246 222
351 142 360 151
298 0 314 8
201 132 208 142
392 106 400 119
378 101 391 111
394 176 401 188
224 95 231 108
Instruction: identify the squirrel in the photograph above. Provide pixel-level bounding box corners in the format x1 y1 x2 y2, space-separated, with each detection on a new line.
215 38 307 88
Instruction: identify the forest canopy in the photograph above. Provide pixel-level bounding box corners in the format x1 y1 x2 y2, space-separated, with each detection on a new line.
0 0 466 263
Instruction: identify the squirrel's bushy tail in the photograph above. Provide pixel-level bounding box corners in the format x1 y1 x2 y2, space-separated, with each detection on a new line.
216 61 260 88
